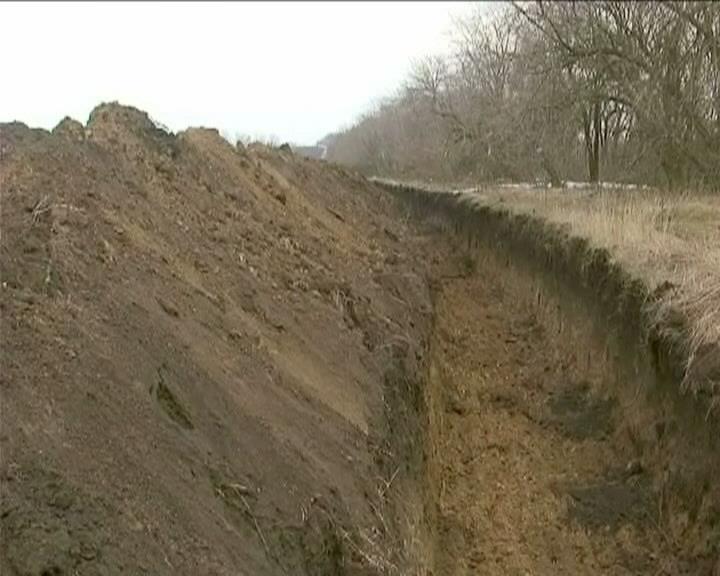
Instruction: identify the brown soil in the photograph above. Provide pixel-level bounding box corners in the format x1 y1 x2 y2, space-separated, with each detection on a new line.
2 104 717 575
425 259 704 575
0 104 434 575
387 181 720 575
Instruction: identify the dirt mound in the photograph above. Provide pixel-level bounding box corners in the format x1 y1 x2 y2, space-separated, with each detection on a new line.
0 122 48 155
0 104 434 575
52 118 85 142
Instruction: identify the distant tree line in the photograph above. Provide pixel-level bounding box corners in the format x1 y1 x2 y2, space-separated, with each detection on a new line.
327 2 720 189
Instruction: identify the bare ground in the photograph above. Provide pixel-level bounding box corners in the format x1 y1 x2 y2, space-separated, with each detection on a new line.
425 253 709 575
0 105 434 575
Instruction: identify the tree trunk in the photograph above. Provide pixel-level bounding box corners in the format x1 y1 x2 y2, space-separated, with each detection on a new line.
585 101 601 183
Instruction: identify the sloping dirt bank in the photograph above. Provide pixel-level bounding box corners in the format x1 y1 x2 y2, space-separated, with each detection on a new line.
385 181 720 574
0 105 436 575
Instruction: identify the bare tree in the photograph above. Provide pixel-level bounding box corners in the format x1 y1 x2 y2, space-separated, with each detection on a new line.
328 1 720 190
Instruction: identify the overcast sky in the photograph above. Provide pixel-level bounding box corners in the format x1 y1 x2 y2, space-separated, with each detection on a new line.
1 1 487 144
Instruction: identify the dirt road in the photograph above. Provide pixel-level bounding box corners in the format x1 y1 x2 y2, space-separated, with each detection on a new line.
425 258 695 575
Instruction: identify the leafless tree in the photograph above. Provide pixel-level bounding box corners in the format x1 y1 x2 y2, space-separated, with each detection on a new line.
327 1 720 190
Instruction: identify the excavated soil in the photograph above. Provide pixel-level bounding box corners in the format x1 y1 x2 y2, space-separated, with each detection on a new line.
1 104 434 575
1 105 717 575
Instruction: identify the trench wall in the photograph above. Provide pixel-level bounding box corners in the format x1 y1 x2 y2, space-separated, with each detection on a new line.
381 181 720 556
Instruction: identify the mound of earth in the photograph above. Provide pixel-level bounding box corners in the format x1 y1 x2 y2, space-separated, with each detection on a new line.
0 103 434 575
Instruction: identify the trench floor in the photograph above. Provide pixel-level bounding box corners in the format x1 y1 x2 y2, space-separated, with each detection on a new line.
427 267 690 575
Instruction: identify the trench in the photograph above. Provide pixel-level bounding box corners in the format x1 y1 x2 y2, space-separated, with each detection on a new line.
421 251 682 574
382 185 719 575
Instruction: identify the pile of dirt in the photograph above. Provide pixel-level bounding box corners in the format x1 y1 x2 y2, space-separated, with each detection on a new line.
0 103 435 575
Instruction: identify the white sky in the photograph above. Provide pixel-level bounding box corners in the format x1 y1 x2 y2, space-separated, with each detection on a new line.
1 1 485 144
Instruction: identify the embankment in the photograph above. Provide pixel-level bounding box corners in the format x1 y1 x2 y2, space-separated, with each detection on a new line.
0 105 436 575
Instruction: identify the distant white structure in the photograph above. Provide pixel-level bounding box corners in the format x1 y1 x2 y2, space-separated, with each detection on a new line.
291 143 327 160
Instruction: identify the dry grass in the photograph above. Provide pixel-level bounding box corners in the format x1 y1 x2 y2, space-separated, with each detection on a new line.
378 178 720 400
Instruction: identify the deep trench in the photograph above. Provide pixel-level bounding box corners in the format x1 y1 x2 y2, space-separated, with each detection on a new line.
386 185 719 575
